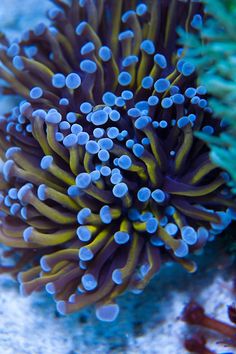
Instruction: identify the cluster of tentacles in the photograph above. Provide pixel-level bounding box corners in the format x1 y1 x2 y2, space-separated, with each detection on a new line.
0 0 235 321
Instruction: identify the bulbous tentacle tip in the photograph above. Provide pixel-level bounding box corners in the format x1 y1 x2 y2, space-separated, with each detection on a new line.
23 226 34 242
40 156 53 170
3 160 14 182
45 282 56 295
174 240 189 258
78 247 94 261
56 301 67 316
5 147 21 159
37 184 47 201
40 256 51 272
95 303 120 322
81 273 98 291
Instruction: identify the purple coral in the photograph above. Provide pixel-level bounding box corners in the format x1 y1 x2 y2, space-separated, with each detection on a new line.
0 0 234 322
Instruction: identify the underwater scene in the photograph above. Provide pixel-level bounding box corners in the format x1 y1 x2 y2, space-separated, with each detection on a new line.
0 0 235 353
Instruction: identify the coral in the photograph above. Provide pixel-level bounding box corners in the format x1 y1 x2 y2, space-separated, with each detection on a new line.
182 301 236 353
180 0 236 193
0 0 235 322
184 333 215 354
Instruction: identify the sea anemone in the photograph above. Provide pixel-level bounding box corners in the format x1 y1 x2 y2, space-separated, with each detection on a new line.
0 0 235 322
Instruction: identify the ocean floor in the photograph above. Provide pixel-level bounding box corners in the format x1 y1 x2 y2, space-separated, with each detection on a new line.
0 0 52 39
0 243 235 354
